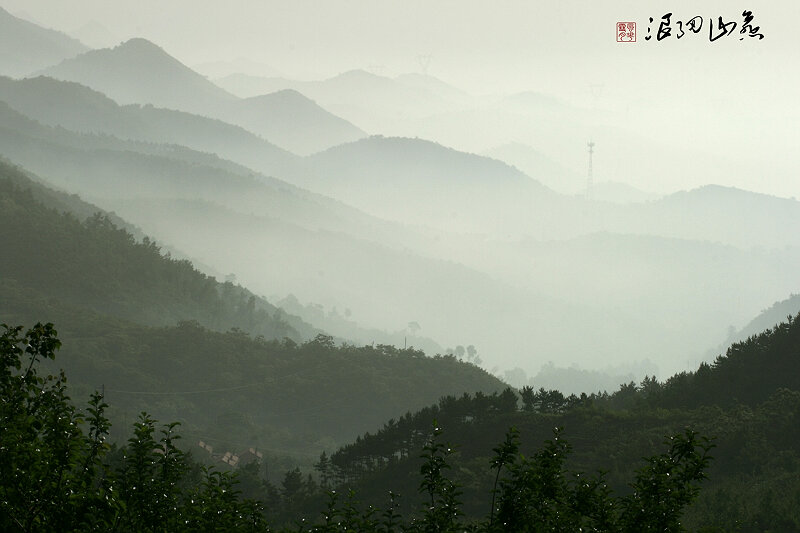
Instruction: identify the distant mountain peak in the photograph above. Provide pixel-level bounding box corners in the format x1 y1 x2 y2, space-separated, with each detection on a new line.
38 36 237 111
96 37 188 67
42 36 201 77
328 69 394 86
333 69 382 80
116 37 163 51
245 88 312 103
675 184 787 201
0 6 89 77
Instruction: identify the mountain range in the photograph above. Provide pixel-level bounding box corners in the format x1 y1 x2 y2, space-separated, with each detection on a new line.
0 6 87 77
0 157 506 462
1 9 798 386
215 69 473 130
1 8 798 530
37 38 366 154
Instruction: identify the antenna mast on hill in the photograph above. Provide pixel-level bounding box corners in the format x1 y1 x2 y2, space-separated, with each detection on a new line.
587 141 595 199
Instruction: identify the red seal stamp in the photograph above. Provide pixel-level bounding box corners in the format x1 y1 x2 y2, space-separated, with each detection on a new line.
617 22 636 42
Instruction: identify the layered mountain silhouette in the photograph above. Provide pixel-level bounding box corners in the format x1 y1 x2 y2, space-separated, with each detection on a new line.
39 38 237 113
0 101 380 242
0 158 315 341
482 142 585 195
39 39 365 154
0 75 302 179
0 6 88 77
1 11 797 386
226 89 365 155
216 69 473 132
1 159 508 456
3 97 799 375
302 135 554 232
600 185 800 250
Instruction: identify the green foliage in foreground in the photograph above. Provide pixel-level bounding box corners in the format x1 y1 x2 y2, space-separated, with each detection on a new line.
1 323 712 532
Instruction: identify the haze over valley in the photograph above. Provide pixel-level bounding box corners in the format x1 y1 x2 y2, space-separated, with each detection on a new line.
2 3 800 528
2 2 800 382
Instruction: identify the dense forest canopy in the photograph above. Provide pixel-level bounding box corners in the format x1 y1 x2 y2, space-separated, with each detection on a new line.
4 315 800 530
2 322 717 532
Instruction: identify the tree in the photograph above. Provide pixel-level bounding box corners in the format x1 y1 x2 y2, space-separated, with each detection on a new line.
454 346 465 360
417 422 463 532
0 322 112 531
619 429 714 532
496 387 519 413
315 451 334 490
282 467 305 503
0 322 717 531
520 385 536 411
0 323 267 532
466 345 477 362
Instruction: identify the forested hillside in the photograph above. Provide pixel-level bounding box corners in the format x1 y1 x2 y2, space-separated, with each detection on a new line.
7 316 798 530
0 159 506 469
303 314 800 530
0 75 303 181
2 6 798 531
0 160 313 340
0 6 87 76
1 322 713 532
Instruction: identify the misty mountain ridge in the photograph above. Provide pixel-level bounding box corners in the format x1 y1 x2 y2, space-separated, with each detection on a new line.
9 73 791 250
193 57 283 80
38 38 366 154
0 75 304 179
302 135 554 232
393 72 471 100
481 142 585 195
0 104 568 368
217 68 469 103
481 142 658 203
3 98 799 378
0 105 621 377
0 6 88 77
1 159 509 462
592 180 660 204
692 292 800 369
276 293 444 356
349 82 784 202
227 88 365 155
308 135 544 188
0 159 316 341
601 184 800 250
0 100 396 246
40 38 236 113
2 6 798 529
215 68 474 133
17 33 792 247
2 13 798 382
0 153 457 364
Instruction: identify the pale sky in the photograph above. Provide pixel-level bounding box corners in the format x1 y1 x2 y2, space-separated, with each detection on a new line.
5 0 800 197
